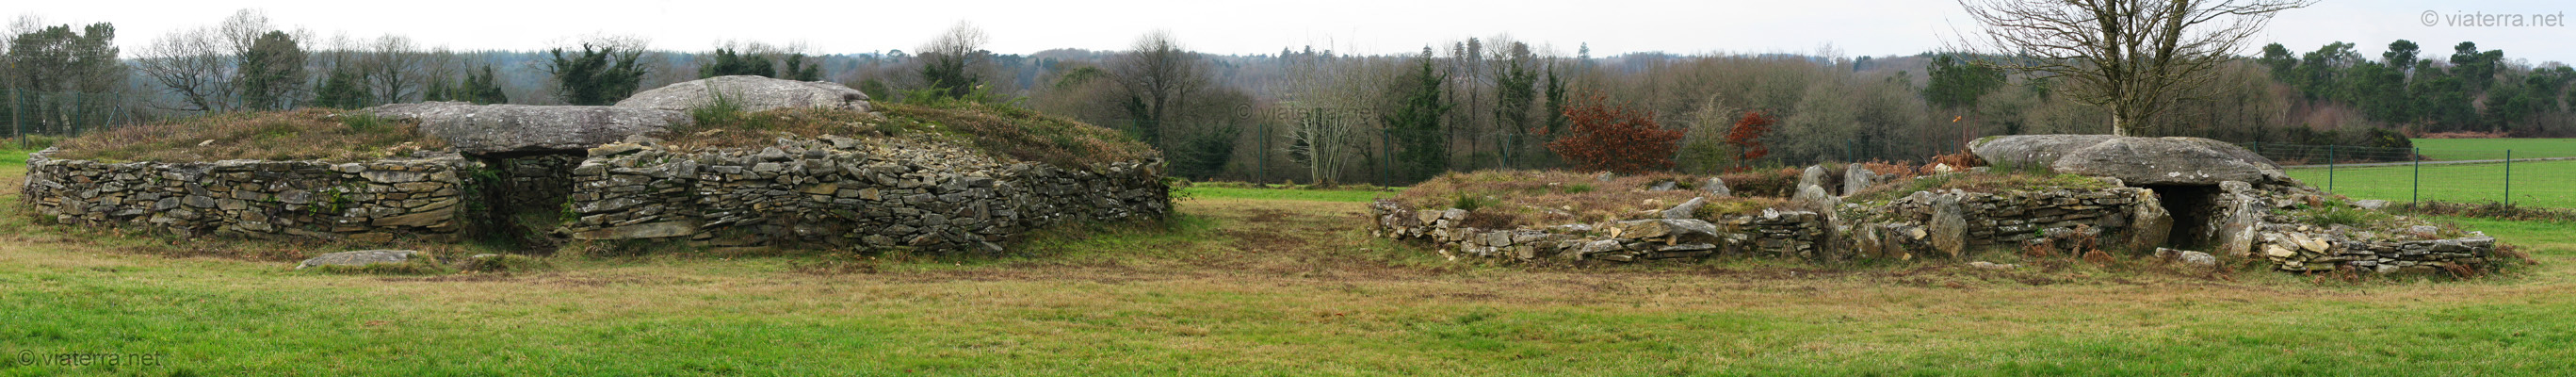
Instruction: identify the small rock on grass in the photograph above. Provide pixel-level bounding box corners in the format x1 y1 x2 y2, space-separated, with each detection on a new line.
297 250 420 270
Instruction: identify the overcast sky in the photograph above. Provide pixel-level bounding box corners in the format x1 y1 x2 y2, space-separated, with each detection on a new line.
15 0 2576 64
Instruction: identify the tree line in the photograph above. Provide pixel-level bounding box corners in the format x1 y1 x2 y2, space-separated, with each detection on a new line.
10 8 2572 186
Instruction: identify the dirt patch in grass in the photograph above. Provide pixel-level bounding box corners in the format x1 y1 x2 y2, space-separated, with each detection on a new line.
49 109 444 163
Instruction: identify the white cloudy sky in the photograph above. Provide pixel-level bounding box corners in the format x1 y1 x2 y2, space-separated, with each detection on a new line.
15 0 2576 64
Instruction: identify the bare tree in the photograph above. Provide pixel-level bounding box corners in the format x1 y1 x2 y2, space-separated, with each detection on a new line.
1274 41 1392 185
136 26 235 112
217 9 269 58
364 34 425 104
1111 29 1204 149
918 22 989 99
1952 0 2314 136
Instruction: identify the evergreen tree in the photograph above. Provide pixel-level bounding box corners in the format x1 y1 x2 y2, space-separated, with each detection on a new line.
1383 51 1452 182
312 68 371 109
2382 40 2420 74
2256 43 2296 81
546 43 649 106
2450 41 2502 91
237 31 304 110
422 76 457 102
1924 54 2005 109
782 54 823 81
462 65 508 105
697 48 776 78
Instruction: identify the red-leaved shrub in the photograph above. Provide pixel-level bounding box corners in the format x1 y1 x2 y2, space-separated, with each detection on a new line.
1547 92 1683 173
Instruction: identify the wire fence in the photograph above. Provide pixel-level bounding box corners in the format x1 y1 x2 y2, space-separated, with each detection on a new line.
3 88 140 150
2243 141 2576 208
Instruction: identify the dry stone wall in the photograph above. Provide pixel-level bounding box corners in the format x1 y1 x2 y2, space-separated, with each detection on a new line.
559 136 1169 254
1370 184 2164 265
1854 187 2165 259
21 148 472 242
1369 201 1825 263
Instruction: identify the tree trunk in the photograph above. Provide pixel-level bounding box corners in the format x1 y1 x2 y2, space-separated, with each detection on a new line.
2110 103 2132 137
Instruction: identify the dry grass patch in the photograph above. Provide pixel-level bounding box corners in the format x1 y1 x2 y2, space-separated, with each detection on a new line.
666 103 1157 169
50 109 442 162
1398 171 1787 229
1846 170 2117 204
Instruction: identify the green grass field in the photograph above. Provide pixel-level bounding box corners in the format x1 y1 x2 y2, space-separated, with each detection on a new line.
2288 157 2576 208
2413 139 2576 160
2289 139 2576 208
10 157 2576 375
1179 186 1397 203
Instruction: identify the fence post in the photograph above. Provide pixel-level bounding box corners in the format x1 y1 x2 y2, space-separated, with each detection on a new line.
2412 147 2420 204
10 88 21 151
2326 144 2336 192
2505 150 2513 205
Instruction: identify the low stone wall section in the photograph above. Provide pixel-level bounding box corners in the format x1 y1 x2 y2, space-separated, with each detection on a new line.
21 148 472 242
1369 201 1824 263
559 137 1169 253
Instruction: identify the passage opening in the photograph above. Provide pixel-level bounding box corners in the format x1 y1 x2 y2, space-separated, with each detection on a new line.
2145 184 2223 249
467 151 586 252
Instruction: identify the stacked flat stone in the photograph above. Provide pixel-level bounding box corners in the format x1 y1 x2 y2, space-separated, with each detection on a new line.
1880 188 2152 245
495 155 581 215
2254 223 2496 273
559 136 1168 254
1367 201 1823 263
22 148 470 242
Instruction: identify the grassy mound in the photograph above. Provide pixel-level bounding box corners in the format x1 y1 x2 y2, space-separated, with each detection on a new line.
1394 171 1789 229
49 109 442 162
48 102 1153 169
1845 170 2117 204
668 102 1157 168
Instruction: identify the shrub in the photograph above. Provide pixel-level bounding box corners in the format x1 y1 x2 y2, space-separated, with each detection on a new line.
1723 110 1776 172
1715 168 1802 197
1547 92 1683 174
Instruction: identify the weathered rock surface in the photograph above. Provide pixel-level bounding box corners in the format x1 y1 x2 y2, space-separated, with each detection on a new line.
1703 177 1731 197
616 75 873 113
296 250 420 270
1970 135 2287 185
2126 188 2174 250
1968 134 2119 168
367 102 689 154
1925 191 1968 258
1661 197 1707 220
1799 165 1829 189
1793 184 1839 213
2156 248 2216 268
1842 164 1878 196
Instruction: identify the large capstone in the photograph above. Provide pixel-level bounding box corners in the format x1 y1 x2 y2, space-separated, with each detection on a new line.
367 102 689 155
616 75 873 113
1970 135 2287 186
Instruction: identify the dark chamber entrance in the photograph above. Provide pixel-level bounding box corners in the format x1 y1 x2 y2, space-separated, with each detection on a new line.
2144 185 2223 249
467 151 585 251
